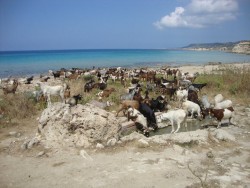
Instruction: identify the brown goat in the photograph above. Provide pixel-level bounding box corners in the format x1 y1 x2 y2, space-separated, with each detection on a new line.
98 88 116 98
67 73 79 80
116 100 139 117
64 88 71 99
2 80 18 95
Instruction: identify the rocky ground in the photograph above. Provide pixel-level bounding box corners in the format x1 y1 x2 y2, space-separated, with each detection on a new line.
0 103 249 188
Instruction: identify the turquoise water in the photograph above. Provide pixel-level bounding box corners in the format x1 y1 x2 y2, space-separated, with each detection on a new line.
0 49 250 78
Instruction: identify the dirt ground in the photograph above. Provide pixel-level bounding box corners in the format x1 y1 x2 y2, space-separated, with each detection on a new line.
0 105 250 188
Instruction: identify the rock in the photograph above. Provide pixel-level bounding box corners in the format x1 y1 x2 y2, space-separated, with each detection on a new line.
96 143 105 149
21 137 40 150
149 136 168 144
119 121 136 136
164 130 209 145
107 138 117 146
38 103 121 148
21 140 29 150
206 151 214 158
245 108 250 112
37 151 45 157
173 144 184 154
27 137 40 149
9 131 17 136
212 129 235 142
232 41 250 54
137 139 149 147
80 149 93 160
120 132 145 142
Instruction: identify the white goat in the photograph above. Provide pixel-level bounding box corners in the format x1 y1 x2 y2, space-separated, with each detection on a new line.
156 109 187 133
201 95 211 109
214 100 232 109
176 88 188 107
214 94 224 104
37 82 68 105
127 107 147 128
127 107 149 136
182 100 202 119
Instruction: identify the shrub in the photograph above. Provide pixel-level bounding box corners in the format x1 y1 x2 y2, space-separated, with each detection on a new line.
0 93 38 125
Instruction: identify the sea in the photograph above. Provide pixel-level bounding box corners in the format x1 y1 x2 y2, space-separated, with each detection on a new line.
0 49 250 78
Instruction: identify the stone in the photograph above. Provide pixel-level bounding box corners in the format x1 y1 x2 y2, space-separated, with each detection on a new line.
173 144 184 154
137 139 149 147
107 138 117 146
9 131 17 136
206 151 214 158
37 151 45 157
38 103 121 148
80 149 93 160
27 137 40 149
245 108 250 112
96 143 105 149
212 129 235 142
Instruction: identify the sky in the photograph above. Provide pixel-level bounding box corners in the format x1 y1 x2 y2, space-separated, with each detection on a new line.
0 0 250 51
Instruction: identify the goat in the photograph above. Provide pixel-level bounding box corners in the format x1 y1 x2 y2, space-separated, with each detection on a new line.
156 109 187 133
182 99 202 119
84 79 95 92
201 95 211 109
37 82 68 105
127 107 150 137
187 90 200 105
120 88 137 101
67 73 80 80
176 88 188 106
214 100 232 109
65 94 82 106
214 94 224 104
204 107 234 128
2 79 18 95
40 76 50 82
139 103 158 131
97 88 116 98
190 83 207 91
148 96 167 112
64 88 71 99
179 79 192 88
116 100 139 116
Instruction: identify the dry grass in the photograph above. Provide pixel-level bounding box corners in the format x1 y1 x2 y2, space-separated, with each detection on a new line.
0 93 38 126
195 65 250 104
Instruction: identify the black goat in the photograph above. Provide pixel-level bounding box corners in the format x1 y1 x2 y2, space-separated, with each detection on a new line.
65 94 82 106
149 96 167 112
84 79 95 92
25 76 34 84
190 83 207 91
139 103 158 131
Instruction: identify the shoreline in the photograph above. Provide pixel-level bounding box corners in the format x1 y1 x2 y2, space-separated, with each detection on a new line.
1 61 250 79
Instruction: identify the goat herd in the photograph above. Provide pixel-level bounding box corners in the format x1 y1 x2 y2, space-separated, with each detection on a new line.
0 66 234 137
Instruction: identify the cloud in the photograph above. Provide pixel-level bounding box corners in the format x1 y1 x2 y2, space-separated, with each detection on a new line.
154 0 238 29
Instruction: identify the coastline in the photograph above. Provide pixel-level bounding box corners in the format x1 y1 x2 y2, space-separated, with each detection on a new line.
1 61 250 80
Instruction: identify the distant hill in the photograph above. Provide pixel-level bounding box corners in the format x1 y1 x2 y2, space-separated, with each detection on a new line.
182 40 250 55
